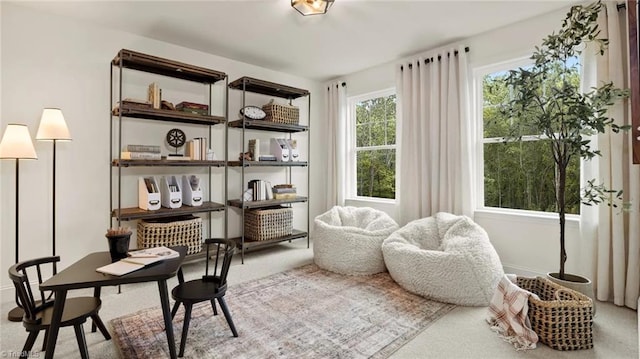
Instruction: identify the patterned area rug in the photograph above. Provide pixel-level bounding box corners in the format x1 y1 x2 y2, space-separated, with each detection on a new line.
111 264 455 358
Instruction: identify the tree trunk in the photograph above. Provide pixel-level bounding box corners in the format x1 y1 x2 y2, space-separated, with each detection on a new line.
557 160 567 280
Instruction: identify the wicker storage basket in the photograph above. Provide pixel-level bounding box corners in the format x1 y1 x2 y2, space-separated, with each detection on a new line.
244 206 293 241
262 103 299 125
517 276 593 351
137 215 202 255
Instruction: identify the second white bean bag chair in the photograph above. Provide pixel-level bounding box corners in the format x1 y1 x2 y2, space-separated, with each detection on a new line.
382 212 504 306
313 206 399 276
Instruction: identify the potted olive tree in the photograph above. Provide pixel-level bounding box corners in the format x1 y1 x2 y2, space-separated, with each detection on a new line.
500 1 628 297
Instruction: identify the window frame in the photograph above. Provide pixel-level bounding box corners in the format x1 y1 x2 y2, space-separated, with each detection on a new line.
346 87 397 203
473 56 580 218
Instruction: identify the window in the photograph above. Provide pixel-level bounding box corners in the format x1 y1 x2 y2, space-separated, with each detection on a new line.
348 89 396 200
477 58 581 214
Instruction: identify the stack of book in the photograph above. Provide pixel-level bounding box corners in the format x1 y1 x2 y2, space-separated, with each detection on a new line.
272 184 296 199
121 144 161 160
176 101 209 116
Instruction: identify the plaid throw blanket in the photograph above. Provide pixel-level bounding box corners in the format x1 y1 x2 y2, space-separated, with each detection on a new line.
486 274 539 350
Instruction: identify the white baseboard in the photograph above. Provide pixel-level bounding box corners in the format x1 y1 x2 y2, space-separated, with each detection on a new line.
502 264 545 278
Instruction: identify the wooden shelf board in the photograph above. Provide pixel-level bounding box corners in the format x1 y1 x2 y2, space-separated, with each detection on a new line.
113 159 226 167
228 77 309 99
111 201 226 221
231 230 308 250
113 105 225 125
227 119 308 133
112 49 226 84
228 197 308 209
227 160 307 167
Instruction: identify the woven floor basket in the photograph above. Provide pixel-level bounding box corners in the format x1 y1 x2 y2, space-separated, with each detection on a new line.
517 276 593 351
262 103 299 125
244 206 293 241
137 215 202 255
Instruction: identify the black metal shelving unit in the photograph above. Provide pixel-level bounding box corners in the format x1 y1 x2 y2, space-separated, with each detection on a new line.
227 76 311 262
110 49 228 260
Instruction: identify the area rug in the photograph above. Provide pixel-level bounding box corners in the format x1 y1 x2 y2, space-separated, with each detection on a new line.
111 263 455 359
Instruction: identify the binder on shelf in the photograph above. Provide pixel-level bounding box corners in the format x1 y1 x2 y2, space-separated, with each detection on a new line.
270 138 289 162
160 175 182 209
287 139 299 162
182 175 203 206
138 177 161 210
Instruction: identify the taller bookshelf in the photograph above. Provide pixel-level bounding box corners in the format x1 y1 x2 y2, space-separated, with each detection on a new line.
109 49 228 261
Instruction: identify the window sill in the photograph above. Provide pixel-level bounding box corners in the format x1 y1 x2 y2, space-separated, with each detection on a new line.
345 197 396 205
474 207 579 228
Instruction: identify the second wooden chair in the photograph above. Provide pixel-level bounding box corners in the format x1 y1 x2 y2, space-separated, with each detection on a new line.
170 238 238 357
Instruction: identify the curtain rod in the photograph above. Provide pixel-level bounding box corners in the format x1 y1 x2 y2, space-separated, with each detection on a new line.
327 82 346 91
401 46 470 71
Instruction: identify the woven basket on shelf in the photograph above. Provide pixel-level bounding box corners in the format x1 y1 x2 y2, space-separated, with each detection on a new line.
244 206 293 241
137 215 202 255
517 276 593 351
262 103 299 125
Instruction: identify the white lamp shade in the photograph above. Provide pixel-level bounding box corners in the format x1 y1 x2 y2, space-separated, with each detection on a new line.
36 108 71 141
0 124 38 159
292 0 334 15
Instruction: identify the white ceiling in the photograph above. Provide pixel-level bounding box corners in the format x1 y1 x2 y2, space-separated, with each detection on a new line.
14 0 578 81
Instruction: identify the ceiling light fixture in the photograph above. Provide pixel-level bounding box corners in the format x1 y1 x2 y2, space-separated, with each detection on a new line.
292 0 334 16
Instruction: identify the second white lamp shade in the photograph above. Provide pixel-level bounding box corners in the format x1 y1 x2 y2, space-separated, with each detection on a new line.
36 108 71 141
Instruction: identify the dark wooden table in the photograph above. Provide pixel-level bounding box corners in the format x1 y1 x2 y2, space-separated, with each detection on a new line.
39 246 187 359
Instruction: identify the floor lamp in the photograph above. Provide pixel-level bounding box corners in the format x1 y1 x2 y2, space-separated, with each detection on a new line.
0 124 38 322
36 108 71 256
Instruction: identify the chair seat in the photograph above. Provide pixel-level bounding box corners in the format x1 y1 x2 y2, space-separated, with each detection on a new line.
172 281 224 303
25 297 102 330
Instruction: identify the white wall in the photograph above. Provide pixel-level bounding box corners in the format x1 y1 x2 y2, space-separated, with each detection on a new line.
338 5 594 278
0 3 326 296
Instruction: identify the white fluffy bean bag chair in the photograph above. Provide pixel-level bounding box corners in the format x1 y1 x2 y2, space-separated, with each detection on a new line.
382 212 504 306
313 206 399 276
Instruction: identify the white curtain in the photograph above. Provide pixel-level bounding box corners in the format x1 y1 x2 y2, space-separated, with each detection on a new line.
325 82 347 210
581 2 640 309
395 45 473 225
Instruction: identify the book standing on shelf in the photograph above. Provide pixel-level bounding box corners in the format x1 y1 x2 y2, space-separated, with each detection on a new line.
148 82 161 109
187 137 208 160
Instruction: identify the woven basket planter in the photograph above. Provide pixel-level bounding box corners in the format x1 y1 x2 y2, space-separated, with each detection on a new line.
262 103 299 125
517 276 593 351
137 215 203 255
244 206 293 241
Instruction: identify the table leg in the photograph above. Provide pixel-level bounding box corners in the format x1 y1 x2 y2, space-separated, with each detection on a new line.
91 286 102 332
158 279 177 359
44 289 67 359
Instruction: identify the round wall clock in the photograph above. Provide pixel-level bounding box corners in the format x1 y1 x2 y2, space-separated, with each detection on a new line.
240 105 267 120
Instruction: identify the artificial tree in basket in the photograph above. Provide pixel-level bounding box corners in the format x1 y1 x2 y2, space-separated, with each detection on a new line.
500 1 629 282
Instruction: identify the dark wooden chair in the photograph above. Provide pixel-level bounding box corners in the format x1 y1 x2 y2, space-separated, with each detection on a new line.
8 256 111 359
171 238 238 357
